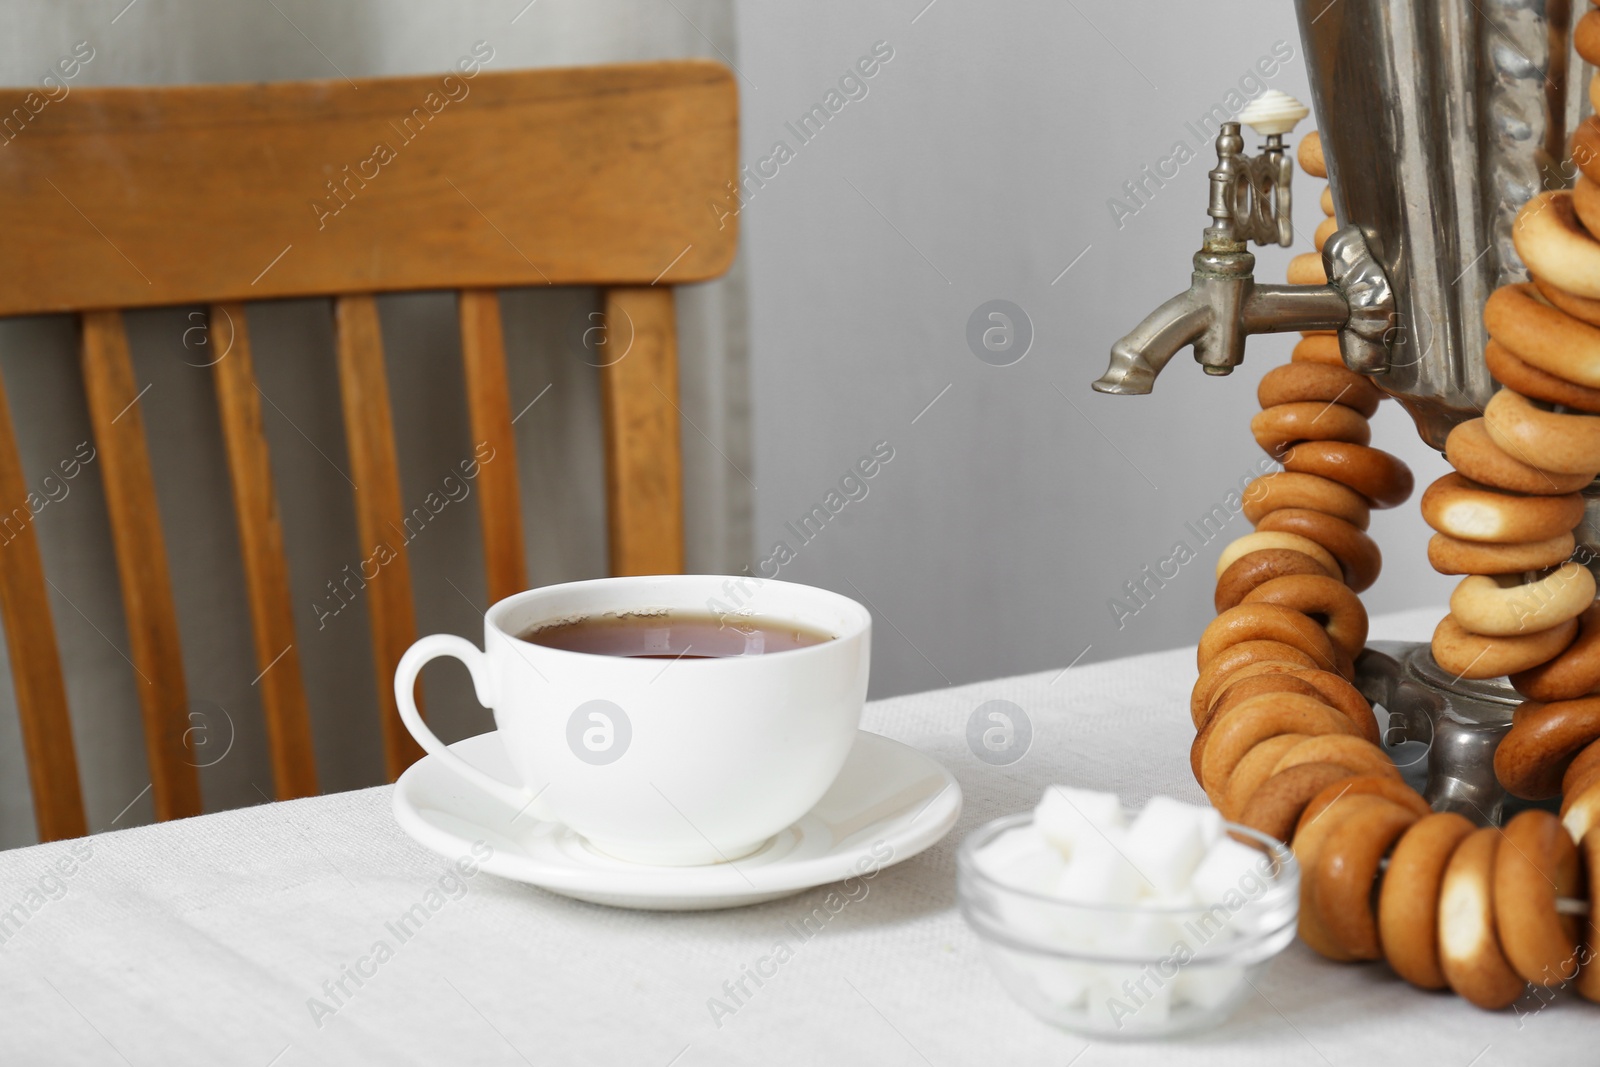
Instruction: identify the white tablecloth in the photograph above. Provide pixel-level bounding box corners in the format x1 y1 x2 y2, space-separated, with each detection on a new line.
0 607 1588 1065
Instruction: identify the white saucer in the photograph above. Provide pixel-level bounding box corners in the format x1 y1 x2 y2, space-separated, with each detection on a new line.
392 728 963 910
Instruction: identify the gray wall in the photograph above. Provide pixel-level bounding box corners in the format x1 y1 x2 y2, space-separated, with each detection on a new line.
733 0 1454 698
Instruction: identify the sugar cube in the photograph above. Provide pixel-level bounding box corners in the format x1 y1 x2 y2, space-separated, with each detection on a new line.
1034 785 1125 856
1123 795 1223 896
1056 832 1148 905
975 825 1068 894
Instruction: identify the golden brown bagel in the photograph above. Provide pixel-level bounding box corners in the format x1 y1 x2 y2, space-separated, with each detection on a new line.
1445 415 1595 495
1197 602 1344 674
1484 388 1600 477
1238 761 1354 844
1580 12 1600 70
1493 810 1581 987
1513 604 1600 700
1313 215 1337 253
1214 548 1332 613
1493 695 1600 799
1426 531 1575 575
1204 673 1325 732
1280 668 1379 744
1200 692 1356 798
1319 185 1334 216
1256 362 1382 418
1298 131 1325 178
1242 472 1371 530
1280 440 1413 509
1420 472 1584 543
1438 828 1528 1009
1378 812 1476 990
1254 508 1383 593
1270 734 1397 781
1577 830 1600 1003
1219 733 1308 821
1249 402 1372 457
1483 282 1600 389
1514 191 1600 301
1189 642 1319 725
1313 798 1419 959
1431 613 1578 680
1242 574 1368 659
1292 792 1390 960
1485 339 1600 415
1287 252 1327 285
1291 333 1342 366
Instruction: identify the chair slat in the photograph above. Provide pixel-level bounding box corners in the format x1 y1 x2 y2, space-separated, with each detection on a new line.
210 303 317 799
458 290 527 603
598 287 685 576
0 365 86 841
79 310 202 820
333 295 425 778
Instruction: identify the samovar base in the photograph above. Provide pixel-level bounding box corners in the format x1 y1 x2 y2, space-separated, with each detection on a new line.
1356 641 1559 827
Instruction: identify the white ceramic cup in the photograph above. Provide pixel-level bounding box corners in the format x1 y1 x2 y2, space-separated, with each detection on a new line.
395 575 871 866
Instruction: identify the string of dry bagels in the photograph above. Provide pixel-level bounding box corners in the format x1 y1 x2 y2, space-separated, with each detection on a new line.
1188 126 1600 1011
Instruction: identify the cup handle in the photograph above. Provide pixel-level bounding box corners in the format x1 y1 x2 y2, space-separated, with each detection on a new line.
395 634 534 813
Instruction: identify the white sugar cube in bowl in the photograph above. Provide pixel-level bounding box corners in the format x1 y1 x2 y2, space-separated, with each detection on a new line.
958 789 1298 1039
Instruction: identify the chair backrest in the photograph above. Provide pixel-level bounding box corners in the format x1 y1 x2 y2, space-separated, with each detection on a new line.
0 60 739 841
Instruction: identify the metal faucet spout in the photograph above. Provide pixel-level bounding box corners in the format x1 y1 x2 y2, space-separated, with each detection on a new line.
1094 291 1212 395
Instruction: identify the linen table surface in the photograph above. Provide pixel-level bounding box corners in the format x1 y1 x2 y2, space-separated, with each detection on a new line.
0 607 1587 1065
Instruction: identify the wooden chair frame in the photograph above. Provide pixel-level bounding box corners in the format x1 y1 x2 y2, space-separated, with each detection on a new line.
0 60 738 840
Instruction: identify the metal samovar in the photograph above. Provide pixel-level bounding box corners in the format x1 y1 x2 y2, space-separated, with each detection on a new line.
1097 1 1595 823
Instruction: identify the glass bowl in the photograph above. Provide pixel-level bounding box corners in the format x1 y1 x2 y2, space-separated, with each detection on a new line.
958 810 1298 1039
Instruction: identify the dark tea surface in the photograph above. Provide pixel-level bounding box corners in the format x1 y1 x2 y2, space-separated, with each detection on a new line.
520 611 834 658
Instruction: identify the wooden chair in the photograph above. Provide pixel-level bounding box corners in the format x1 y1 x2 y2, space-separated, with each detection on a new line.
0 60 739 842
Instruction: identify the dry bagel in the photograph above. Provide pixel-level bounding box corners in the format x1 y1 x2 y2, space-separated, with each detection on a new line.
1204 673 1325 731
1493 695 1600 799
1215 531 1342 581
1214 548 1332 613
1296 773 1432 828
1298 131 1325 178
1197 602 1344 675
1200 692 1356 798
1270 734 1397 781
1563 737 1600 801
1255 508 1383 592
1533 274 1600 328
1492 810 1582 987
1249 402 1372 457
1287 252 1327 286
1257 363 1382 418
1319 185 1334 216
1292 333 1342 366
1242 574 1368 658
1578 830 1600 1003
1484 388 1600 477
1313 798 1420 959
1513 191 1600 301
1378 812 1476 990
1580 13 1600 70
1430 613 1578 679
1444 415 1595 495
1511 603 1600 701
1292 792 1393 961
1483 282 1600 389
1219 733 1309 821
1448 563 1595 637
1484 340 1600 416
1279 440 1413 508
1243 473 1371 531
1420 471 1584 543
1280 668 1379 744
1438 828 1528 1009
1238 761 1354 844
1313 215 1337 253
1427 531 1575 576
1189 642 1319 724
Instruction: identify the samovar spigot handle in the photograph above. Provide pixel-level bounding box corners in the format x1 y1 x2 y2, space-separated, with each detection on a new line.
1094 95 1396 395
